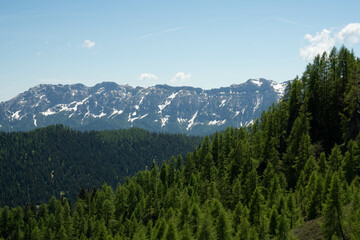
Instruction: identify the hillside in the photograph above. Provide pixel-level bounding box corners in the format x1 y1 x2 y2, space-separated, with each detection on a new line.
0 78 287 135
0 47 360 239
0 126 202 207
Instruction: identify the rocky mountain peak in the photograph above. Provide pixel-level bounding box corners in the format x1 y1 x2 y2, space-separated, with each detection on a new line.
0 79 288 135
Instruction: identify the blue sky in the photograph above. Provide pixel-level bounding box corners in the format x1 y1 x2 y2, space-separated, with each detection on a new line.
1 0 360 102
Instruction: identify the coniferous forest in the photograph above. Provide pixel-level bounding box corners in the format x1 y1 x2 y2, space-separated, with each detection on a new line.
1 47 360 239
0 127 203 207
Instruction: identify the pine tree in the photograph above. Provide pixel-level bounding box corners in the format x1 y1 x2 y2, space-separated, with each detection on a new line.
181 224 194 240
342 140 360 184
168 156 176 187
31 226 42 240
329 144 343 172
318 152 328 176
248 187 264 226
165 220 178 240
198 216 215 240
189 204 202 236
202 153 215 181
176 154 183 171
350 190 360 239
211 132 220 167
132 224 148 240
215 210 232 240
160 161 168 186
243 168 258 204
277 214 289 240
102 199 115 226
306 174 324 220
154 218 167 240
322 172 345 240
184 152 195 184
269 208 278 236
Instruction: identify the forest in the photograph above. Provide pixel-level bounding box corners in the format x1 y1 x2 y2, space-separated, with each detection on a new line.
0 126 202 207
0 46 360 239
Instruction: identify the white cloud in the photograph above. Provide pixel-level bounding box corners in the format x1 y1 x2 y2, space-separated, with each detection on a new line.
300 23 360 61
171 72 191 83
82 40 95 49
337 23 360 44
300 29 335 61
139 73 158 81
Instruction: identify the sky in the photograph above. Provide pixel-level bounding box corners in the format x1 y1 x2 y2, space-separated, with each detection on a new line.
1 0 360 102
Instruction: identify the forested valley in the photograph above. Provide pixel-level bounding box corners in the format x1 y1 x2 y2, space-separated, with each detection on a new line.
0 127 202 207
1 46 360 239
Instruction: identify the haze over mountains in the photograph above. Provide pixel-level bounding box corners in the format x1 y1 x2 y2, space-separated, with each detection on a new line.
0 78 287 135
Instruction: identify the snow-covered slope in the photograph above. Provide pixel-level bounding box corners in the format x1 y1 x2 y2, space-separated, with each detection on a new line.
0 78 288 135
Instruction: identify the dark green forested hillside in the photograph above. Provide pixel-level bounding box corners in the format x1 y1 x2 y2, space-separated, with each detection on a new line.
0 126 203 207
1 46 360 240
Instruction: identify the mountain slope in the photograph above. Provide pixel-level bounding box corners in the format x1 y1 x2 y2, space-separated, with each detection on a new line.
0 78 287 135
0 125 202 207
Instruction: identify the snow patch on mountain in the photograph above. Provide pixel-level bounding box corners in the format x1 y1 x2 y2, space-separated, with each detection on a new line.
158 92 179 113
246 120 254 127
33 115 37 126
253 96 263 113
208 119 226 126
219 100 226 107
251 79 263 86
177 118 187 124
91 112 106 118
11 110 22 120
128 113 139 123
135 96 145 110
233 111 240 118
187 111 198 131
271 81 286 95
161 115 169 127
109 109 124 118
41 109 56 116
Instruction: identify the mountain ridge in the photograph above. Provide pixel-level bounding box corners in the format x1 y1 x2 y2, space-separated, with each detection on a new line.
0 78 288 134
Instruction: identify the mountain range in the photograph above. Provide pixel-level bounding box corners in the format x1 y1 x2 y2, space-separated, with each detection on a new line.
0 78 288 135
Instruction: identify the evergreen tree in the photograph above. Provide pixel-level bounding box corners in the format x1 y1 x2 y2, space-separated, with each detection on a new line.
322 172 346 240
350 190 360 239
269 208 278 236
215 210 232 240
198 216 215 240
342 140 360 184
277 214 289 240
249 187 264 226
328 144 343 172
165 220 178 240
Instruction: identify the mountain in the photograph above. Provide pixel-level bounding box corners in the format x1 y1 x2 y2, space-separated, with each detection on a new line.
0 78 288 135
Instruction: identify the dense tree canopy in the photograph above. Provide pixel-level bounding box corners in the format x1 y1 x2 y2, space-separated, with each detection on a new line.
0 126 202 207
